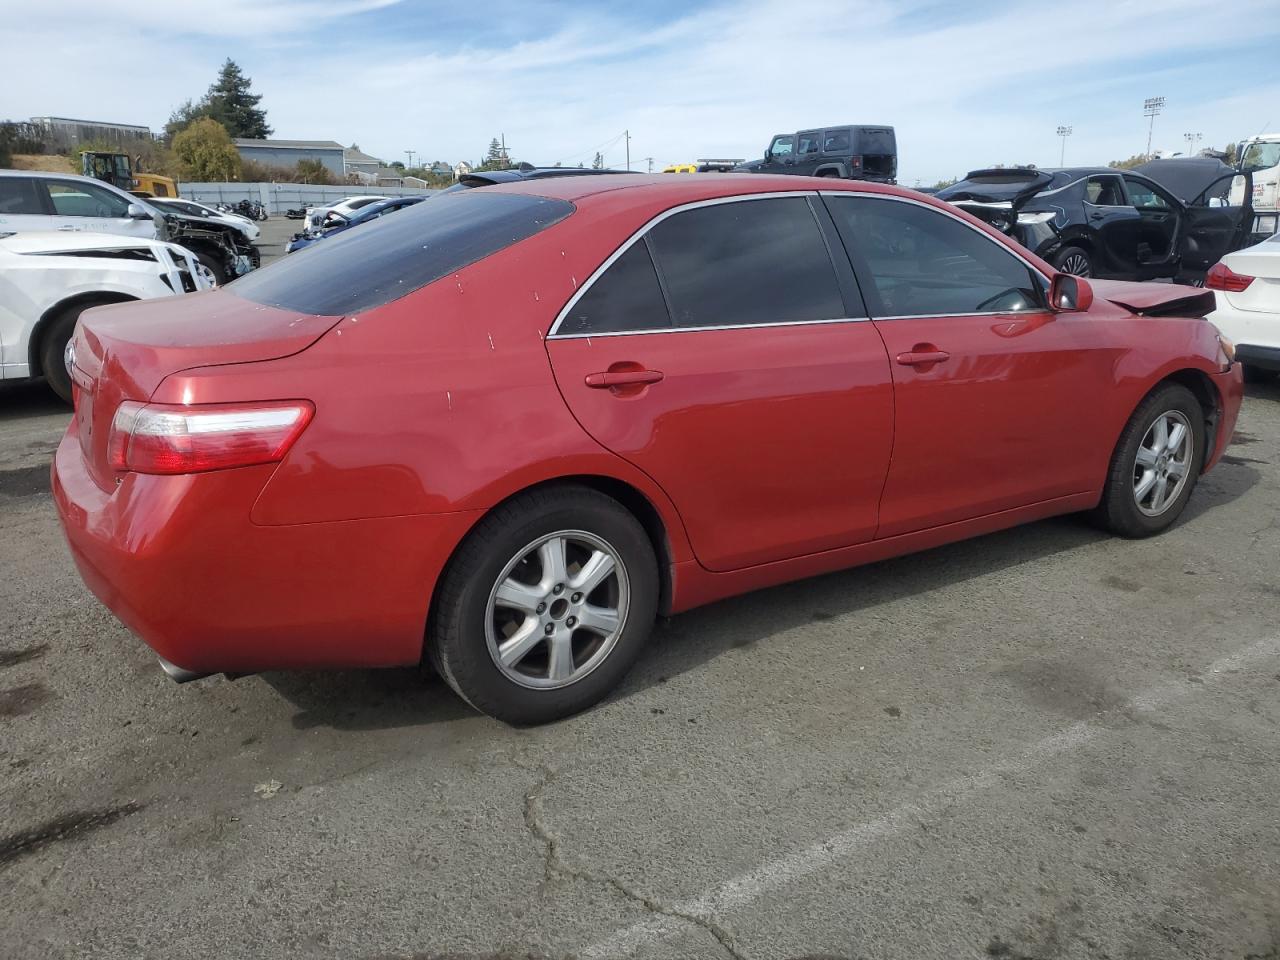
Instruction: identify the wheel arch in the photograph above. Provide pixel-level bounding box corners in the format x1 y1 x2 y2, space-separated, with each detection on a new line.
1161 368 1222 472
30 291 138 376
425 474 680 663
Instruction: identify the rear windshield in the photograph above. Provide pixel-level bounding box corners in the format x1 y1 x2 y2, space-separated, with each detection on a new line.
230 192 574 316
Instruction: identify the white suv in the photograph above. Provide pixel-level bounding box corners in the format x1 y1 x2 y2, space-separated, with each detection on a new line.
0 231 213 402
0 170 162 239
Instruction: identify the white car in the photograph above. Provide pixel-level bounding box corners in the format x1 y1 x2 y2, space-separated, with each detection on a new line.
1207 231 1280 383
148 198 261 242
0 231 213 402
304 195 388 232
0 169 162 239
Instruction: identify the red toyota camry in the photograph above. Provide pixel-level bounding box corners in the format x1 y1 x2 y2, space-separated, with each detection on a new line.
53 175 1242 724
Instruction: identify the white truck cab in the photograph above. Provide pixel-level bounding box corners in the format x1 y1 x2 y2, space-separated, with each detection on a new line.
1230 135 1280 237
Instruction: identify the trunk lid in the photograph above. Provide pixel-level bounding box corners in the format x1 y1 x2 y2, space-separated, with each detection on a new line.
70 288 342 491
1087 279 1216 318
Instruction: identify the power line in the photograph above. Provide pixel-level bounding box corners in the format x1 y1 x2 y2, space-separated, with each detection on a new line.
550 130 627 168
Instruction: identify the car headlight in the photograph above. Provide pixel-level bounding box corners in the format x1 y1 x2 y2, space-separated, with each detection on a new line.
1218 334 1236 371
1017 211 1056 225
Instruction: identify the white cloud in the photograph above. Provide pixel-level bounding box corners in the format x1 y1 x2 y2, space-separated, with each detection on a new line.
3 0 1279 182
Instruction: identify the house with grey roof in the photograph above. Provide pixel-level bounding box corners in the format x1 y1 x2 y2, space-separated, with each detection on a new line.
343 145 384 179
232 138 345 177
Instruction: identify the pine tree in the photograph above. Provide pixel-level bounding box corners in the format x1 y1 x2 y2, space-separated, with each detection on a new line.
592 151 604 170
203 60 272 139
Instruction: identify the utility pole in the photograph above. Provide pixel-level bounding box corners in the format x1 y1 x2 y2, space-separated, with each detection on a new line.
643 156 654 173
1143 96 1165 158
1056 125 1072 166
625 130 631 171
500 133 509 169
405 149 415 169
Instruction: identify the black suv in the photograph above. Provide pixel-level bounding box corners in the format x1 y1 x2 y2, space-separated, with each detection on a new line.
735 125 897 182
936 164 1253 283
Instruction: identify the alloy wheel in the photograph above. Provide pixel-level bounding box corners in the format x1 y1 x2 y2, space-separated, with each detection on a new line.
1133 410 1192 517
1060 253 1091 276
484 530 630 690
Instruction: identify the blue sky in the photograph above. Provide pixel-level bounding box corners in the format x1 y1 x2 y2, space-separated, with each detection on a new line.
5 0 1280 183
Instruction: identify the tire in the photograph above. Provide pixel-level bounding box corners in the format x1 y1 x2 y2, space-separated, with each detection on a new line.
1242 363 1277 384
428 485 659 725
1053 245 1093 277
193 249 229 286
39 300 125 404
1092 383 1205 538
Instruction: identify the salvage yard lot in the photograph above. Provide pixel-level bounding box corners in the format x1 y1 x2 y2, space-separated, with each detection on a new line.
2 375 1279 960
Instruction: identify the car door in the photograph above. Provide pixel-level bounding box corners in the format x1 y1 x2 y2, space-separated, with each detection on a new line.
824 193 1116 538
760 134 796 173
41 179 156 238
545 194 895 572
793 131 823 177
1121 175 1180 279
1082 174 1142 278
0 176 55 233
1178 171 1253 279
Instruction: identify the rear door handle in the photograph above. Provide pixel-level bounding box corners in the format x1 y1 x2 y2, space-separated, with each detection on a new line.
584 369 665 388
896 350 950 366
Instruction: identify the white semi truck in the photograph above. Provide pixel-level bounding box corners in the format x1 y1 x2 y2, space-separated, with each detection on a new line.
1230 134 1280 237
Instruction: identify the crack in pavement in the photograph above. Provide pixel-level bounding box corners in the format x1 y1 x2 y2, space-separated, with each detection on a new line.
522 766 747 960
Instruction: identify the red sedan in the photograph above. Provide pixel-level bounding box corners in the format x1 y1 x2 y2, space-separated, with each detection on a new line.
53 175 1243 724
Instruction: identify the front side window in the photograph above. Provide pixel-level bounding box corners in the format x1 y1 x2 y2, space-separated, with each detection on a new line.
1123 177 1171 210
645 197 845 329
798 133 821 155
769 136 795 157
0 177 44 215
45 181 130 218
559 241 671 335
828 196 1045 317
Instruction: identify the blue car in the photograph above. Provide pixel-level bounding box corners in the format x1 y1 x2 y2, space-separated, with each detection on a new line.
285 196 427 253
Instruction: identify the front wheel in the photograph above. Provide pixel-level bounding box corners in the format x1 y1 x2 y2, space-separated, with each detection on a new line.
193 250 229 286
1092 383 1205 538
428 486 658 725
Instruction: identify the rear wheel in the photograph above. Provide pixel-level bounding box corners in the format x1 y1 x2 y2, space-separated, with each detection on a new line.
1053 245 1093 277
428 486 658 725
1092 383 1204 538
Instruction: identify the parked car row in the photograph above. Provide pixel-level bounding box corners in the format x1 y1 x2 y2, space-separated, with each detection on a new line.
0 169 251 401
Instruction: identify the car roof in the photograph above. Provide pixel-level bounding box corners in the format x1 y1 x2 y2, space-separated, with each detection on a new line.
472 172 913 205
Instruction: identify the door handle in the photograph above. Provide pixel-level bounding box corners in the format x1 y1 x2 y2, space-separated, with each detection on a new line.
896 349 950 366
584 369 665 388
1090 212 1105 220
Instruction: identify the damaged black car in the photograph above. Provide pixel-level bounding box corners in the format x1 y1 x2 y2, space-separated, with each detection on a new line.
153 207 260 285
936 164 1253 283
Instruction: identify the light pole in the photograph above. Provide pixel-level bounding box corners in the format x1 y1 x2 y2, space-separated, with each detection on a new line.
1056 125 1073 166
1143 96 1165 157
1183 131 1202 156
405 150 415 170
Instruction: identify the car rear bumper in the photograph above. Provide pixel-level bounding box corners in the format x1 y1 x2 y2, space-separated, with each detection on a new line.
1210 303 1280 363
52 427 481 676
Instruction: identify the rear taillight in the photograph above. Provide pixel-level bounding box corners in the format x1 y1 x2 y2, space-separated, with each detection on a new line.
108 401 314 475
850 155 862 168
1205 262 1254 292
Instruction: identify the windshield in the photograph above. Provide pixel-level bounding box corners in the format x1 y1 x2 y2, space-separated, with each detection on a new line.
1241 141 1280 172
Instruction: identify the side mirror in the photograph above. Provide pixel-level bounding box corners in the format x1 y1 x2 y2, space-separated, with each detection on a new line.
1049 273 1094 312
126 202 152 220
764 149 773 162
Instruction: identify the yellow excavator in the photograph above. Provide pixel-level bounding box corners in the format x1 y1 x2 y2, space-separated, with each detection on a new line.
81 151 180 198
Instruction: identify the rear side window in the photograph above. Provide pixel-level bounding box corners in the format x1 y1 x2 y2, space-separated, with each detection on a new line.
823 131 851 152
231 192 574 316
559 241 671 335
0 177 44 215
646 197 844 328
828 196 1045 316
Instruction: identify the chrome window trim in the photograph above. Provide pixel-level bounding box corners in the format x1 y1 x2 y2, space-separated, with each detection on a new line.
547 191 850 339
545 188 1053 339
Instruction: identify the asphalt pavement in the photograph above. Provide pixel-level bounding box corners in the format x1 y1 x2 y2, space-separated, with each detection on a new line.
1 298 1278 959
